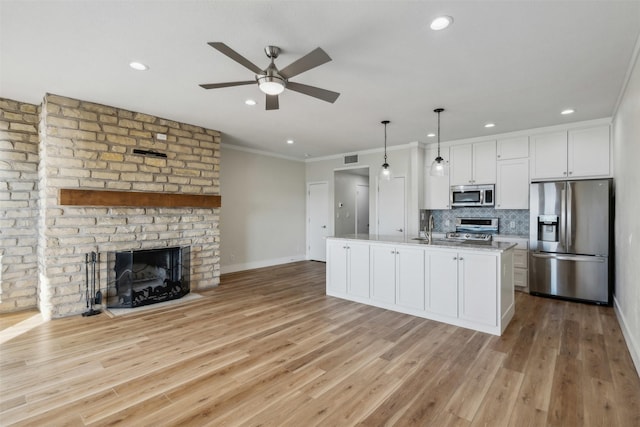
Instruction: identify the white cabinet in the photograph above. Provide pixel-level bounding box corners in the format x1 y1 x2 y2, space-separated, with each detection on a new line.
370 243 425 309
494 236 529 292
530 125 610 180
427 251 458 317
451 140 496 185
497 136 529 160
325 237 515 336
496 158 529 209
458 252 498 326
326 240 370 297
424 146 450 210
568 126 611 177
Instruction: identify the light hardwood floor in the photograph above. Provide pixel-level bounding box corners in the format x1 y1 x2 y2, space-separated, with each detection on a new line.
1 261 639 426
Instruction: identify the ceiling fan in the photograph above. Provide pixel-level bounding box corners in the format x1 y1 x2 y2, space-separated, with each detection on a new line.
199 42 340 110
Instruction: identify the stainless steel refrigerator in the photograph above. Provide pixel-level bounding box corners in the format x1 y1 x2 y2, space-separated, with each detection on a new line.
529 179 613 305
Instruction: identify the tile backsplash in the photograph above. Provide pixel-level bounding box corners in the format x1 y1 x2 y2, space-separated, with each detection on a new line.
421 208 530 236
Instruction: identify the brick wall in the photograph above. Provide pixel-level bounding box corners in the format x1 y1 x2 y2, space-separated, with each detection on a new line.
0 98 40 312
37 94 220 318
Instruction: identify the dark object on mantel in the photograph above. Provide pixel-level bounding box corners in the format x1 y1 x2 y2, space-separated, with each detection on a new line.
133 149 167 158
59 189 221 208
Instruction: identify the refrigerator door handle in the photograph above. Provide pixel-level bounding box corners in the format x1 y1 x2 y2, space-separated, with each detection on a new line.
531 253 606 263
560 184 567 252
567 181 573 249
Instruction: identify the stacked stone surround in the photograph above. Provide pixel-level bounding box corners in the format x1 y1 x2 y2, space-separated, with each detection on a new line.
0 99 40 312
1 93 221 318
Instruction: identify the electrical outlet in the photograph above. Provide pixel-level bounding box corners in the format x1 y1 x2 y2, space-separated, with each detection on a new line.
510 221 516 229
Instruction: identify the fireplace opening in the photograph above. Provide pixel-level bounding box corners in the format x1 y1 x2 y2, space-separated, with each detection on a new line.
107 246 190 308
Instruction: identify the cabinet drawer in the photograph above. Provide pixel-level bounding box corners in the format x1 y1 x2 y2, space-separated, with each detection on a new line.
514 249 528 269
514 268 528 289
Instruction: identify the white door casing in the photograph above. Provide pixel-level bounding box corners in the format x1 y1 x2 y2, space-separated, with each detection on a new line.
355 184 369 234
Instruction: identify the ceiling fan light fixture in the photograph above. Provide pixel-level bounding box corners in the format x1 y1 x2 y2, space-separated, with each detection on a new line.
257 75 286 95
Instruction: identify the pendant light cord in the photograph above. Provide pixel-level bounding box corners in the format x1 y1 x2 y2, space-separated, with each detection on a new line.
384 122 388 162
437 110 441 158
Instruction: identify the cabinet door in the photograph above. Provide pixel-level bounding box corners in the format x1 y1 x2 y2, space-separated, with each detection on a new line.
530 131 568 179
326 240 348 294
496 158 529 209
427 251 458 317
472 140 497 184
424 146 451 210
450 144 473 185
370 244 396 304
396 246 425 310
458 252 497 326
497 136 529 160
348 242 370 298
568 125 610 178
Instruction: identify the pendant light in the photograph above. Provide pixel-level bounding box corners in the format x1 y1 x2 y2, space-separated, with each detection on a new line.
380 120 392 181
430 108 446 176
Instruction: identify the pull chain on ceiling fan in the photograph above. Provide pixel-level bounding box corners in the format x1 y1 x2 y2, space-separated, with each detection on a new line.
199 42 340 110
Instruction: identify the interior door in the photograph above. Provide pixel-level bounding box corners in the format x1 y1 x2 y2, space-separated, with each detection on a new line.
355 184 369 234
378 176 405 237
308 182 329 261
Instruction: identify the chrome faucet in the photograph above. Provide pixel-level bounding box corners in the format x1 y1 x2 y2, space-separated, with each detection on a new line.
422 214 435 244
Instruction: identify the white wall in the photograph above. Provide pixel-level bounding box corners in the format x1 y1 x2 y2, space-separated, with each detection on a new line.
220 145 306 274
306 144 423 238
613 43 640 375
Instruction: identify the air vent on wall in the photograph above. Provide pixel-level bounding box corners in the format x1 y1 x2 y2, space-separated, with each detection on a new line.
344 154 358 164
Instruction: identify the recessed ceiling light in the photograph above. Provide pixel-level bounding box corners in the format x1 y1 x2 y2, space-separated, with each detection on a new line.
427 133 436 138
245 99 257 106
484 123 495 128
561 109 575 115
430 16 453 31
129 61 149 71
286 139 294 144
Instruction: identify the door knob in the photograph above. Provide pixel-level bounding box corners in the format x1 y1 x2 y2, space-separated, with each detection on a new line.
396 228 403 232
321 225 327 228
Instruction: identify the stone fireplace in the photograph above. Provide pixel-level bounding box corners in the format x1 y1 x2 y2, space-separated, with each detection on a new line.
0 94 221 319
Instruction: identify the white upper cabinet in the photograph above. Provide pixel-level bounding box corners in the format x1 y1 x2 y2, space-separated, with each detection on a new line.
497 136 529 160
424 146 450 210
496 158 529 209
530 125 610 180
451 140 496 185
568 125 611 177
530 131 568 179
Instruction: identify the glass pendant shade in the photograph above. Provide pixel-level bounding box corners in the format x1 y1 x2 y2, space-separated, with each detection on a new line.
431 156 445 176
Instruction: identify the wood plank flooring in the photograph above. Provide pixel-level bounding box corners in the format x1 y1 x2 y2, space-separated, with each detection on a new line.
1 261 639 426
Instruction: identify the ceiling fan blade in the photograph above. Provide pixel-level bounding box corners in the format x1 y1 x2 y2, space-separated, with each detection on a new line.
265 94 279 110
207 42 264 75
199 80 255 89
279 47 332 79
286 82 340 103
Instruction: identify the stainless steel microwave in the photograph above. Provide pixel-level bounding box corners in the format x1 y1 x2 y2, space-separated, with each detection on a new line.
450 184 495 207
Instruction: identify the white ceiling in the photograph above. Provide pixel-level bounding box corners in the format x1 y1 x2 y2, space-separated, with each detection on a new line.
1 1 639 159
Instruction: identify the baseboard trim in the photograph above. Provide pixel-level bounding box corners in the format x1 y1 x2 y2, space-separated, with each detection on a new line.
221 255 307 275
613 295 640 378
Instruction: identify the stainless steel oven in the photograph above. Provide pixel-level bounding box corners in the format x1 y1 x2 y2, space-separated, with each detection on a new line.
450 184 494 207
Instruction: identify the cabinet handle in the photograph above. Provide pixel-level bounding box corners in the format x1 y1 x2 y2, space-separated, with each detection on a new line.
459 257 464 261
569 171 573 175
563 171 567 175
396 228 403 232
391 251 395 254
453 257 457 260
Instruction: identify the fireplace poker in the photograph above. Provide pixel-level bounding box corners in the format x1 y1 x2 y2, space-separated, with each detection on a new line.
82 251 101 317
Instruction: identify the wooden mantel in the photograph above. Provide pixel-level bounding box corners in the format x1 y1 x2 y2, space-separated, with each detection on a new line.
59 189 221 208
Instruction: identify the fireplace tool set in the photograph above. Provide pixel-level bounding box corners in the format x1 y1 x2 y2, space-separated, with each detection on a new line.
83 251 102 317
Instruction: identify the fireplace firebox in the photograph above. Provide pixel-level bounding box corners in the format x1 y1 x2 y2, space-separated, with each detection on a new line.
107 246 190 308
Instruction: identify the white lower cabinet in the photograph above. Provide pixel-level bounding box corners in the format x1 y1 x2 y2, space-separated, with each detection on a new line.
326 239 370 298
458 252 498 327
427 251 458 318
370 243 425 309
326 237 515 336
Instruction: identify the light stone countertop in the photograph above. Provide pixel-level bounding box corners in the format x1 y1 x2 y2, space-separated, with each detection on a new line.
328 234 517 253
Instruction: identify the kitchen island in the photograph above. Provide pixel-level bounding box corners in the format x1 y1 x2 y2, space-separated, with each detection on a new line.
326 234 516 336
